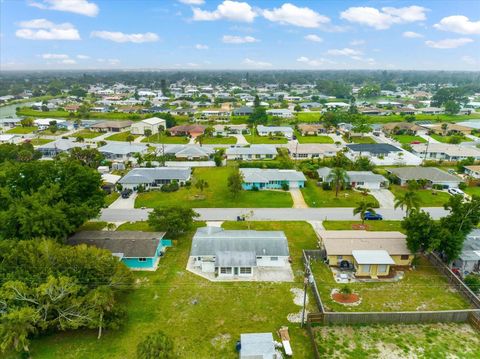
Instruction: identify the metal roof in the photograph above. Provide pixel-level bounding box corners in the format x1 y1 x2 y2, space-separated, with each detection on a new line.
459 229 480 261
317 168 387 183
226 144 277 156
191 227 289 257
240 333 275 359
37 139 86 151
346 143 401 154
68 231 165 258
119 167 191 184
388 167 461 183
257 125 293 133
352 250 395 265
240 168 307 183
165 145 214 157
99 143 148 155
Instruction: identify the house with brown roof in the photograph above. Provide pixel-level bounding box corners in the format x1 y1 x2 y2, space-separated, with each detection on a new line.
318 230 413 278
297 124 326 135
91 120 133 133
382 122 427 135
168 125 206 137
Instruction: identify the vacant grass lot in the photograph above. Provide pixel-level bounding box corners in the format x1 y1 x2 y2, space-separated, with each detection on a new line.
363 113 480 124
72 129 102 139
310 256 469 312
105 131 139 141
5 126 37 134
295 112 321 122
141 135 189 144
465 186 480 197
390 185 450 207
29 138 53 145
135 167 293 208
323 220 404 232
201 136 237 144
347 136 377 144
392 135 426 144
430 134 472 143
244 133 288 144
295 131 334 144
313 323 480 358
22 222 316 358
301 180 379 208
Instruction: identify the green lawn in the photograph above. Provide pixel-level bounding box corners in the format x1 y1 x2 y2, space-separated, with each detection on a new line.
390 185 450 207
323 220 404 232
392 135 426 144
72 129 103 139
104 192 120 207
141 135 189 144
430 134 472 143
29 138 53 145
465 186 480 197
301 180 379 208
295 112 322 123
348 136 377 144
135 167 293 208
201 136 237 145
295 131 334 144
5 126 37 134
313 323 480 358
310 256 469 312
244 133 288 144
77 221 107 231
22 222 315 358
363 113 480 124
40 129 68 136
116 221 153 231
105 131 139 142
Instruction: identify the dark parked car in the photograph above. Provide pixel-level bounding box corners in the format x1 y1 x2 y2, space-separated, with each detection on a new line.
364 211 383 220
121 189 133 199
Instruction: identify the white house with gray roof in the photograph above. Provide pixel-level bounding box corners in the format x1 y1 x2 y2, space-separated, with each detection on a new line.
452 229 480 274
189 227 290 279
130 117 166 135
410 143 480 162
37 139 87 157
119 167 191 190
98 143 148 161
226 145 277 160
257 125 294 139
164 145 214 160
317 167 388 190
240 168 306 190
387 167 462 188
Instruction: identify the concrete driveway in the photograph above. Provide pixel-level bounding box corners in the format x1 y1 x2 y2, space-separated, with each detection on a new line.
108 192 137 209
370 189 396 209
290 188 308 208
233 133 248 145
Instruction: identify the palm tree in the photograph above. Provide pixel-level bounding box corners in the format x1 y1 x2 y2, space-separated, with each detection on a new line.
327 167 350 197
394 190 420 216
353 200 377 224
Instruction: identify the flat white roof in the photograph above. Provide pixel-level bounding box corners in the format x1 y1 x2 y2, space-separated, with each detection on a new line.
352 250 395 265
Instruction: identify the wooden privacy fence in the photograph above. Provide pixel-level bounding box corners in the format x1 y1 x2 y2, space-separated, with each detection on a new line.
302 250 326 314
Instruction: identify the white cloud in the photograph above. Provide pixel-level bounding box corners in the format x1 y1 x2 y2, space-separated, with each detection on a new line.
186 62 199 67
97 58 120 65
29 0 99 17
403 31 423 38
76 54 90 59
40 53 77 65
16 19 80 40
243 58 272 67
296 56 332 66
461 55 478 65
304 34 322 42
434 15 480 35
326 48 362 56
350 39 365 46
195 44 209 49
192 1 256 22
41 53 69 59
340 6 428 30
425 37 473 49
178 0 204 4
222 35 258 43
91 31 159 43
263 3 329 28
60 59 77 64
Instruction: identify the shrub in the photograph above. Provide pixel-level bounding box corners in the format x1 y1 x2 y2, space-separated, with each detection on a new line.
251 185 259 191
464 274 480 294
458 182 467 190
161 181 179 193
281 182 289 191
322 181 332 190
137 331 176 359
339 285 352 299
432 184 444 190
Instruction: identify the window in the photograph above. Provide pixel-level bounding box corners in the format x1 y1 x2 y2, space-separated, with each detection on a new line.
337 255 343 261
401 255 409 260
138 258 146 262
270 257 278 261
360 264 371 273
256 256 262 260
378 264 388 273
220 267 232 274
240 267 251 274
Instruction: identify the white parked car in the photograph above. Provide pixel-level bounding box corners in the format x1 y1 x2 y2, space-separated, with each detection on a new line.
448 188 465 196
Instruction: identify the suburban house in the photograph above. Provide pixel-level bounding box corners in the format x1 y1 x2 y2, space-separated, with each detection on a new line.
0 134 21 144
387 167 462 188
189 226 290 279
233 106 254 116
346 143 422 166
91 120 133 133
213 124 248 136
382 122 428 136
317 167 389 189
410 143 480 161
37 139 86 157
425 123 473 136
319 230 413 278
287 143 341 159
130 117 166 135
257 125 294 140
164 145 214 160
226 145 277 160
265 109 293 118
119 167 191 190
68 231 171 270
240 168 306 190
464 165 480 179
240 333 276 359
101 173 121 193
34 118 68 130
98 143 148 161
420 107 445 115
297 124 326 136
168 125 205 137
452 229 480 275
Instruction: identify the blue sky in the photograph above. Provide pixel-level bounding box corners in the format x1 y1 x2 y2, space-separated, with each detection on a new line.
1 0 479 71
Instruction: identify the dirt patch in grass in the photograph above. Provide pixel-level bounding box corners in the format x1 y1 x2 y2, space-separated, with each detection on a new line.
332 292 361 304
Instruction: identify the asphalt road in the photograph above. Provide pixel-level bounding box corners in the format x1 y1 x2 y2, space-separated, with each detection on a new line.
100 207 450 222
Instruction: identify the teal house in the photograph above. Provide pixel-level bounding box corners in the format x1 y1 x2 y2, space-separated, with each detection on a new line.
68 231 171 270
240 168 307 190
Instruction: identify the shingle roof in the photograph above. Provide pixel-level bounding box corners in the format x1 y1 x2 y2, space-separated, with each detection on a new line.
388 167 461 183
119 167 191 184
190 227 289 257
38 139 85 151
99 143 147 155
226 144 277 156
165 145 214 158
240 168 307 183
91 120 133 129
411 143 480 157
346 143 401 154
215 251 257 267
68 231 165 258
317 168 387 183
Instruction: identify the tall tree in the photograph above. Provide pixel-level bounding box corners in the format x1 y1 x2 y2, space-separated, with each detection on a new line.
227 169 243 198
148 207 199 238
401 210 439 254
327 167 349 197
394 190 421 216
353 200 376 224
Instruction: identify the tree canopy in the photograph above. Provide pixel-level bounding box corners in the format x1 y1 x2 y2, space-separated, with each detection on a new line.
148 207 199 238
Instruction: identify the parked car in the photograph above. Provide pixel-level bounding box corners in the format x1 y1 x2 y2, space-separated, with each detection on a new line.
448 188 465 196
364 211 383 220
121 189 133 198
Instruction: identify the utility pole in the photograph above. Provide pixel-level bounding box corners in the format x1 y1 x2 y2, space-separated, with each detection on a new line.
301 256 311 328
